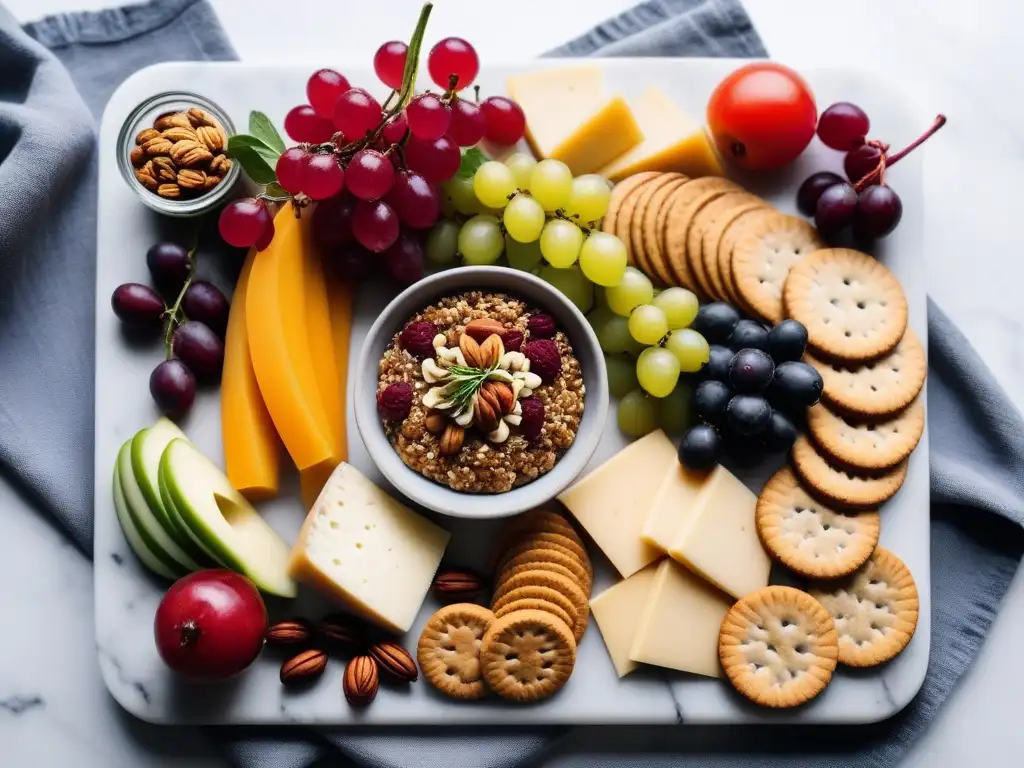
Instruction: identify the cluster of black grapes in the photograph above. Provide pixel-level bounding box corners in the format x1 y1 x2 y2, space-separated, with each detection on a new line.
679 303 823 470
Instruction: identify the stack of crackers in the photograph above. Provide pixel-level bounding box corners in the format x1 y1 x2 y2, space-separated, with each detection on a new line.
418 507 591 703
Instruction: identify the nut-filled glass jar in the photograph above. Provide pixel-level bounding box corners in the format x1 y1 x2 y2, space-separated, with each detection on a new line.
117 91 241 217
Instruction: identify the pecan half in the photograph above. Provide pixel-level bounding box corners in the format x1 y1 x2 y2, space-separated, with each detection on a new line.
157 183 181 199
266 620 312 645
209 155 232 175
280 649 327 685
343 655 379 706
135 128 160 145
170 140 213 168
439 423 465 456
129 145 146 167
204 174 222 190
432 568 486 600
154 112 192 131
368 641 418 682
142 136 173 157
135 167 158 191
152 156 176 183
196 125 226 153
177 168 207 190
161 126 199 143
186 107 218 128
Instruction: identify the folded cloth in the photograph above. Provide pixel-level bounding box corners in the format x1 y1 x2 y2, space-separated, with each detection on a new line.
3 0 1021 767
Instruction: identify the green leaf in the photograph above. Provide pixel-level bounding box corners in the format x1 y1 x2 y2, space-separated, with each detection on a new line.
248 111 286 155
456 147 488 179
263 182 290 200
226 142 277 185
227 133 281 168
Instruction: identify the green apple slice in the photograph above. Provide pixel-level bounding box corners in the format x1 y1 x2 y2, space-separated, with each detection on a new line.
130 420 210 566
159 438 297 598
158 460 225 567
112 454 182 579
116 440 202 573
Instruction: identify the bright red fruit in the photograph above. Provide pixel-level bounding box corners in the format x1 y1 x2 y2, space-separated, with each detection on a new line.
481 96 526 145
283 105 334 143
374 41 408 90
334 88 383 140
406 93 451 140
275 147 307 194
381 112 408 144
154 570 267 683
302 154 345 200
405 135 460 183
448 98 486 146
706 62 817 172
306 69 350 119
427 37 479 91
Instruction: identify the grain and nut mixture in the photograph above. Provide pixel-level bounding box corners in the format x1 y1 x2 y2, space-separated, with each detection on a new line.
131 107 231 200
377 292 585 493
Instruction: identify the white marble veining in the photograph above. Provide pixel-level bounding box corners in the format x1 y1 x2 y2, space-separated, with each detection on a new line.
2 0 1024 765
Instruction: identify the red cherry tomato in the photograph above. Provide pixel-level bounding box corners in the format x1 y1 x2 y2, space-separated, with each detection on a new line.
707 62 817 172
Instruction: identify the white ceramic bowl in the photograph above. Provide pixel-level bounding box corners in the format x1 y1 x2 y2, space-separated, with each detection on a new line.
355 267 608 519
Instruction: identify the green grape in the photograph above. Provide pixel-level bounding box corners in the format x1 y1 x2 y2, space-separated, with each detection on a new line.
658 383 694 434
503 194 546 243
445 175 479 215
636 347 681 398
538 265 594 313
665 328 711 372
606 354 639 398
505 235 543 272
539 219 584 268
618 388 658 438
458 215 504 265
567 174 612 224
624 335 648 359
606 266 654 317
529 159 573 211
578 231 627 287
425 220 460 265
652 287 700 329
594 312 631 354
473 161 516 210
505 152 537 190
628 304 669 345
594 285 611 311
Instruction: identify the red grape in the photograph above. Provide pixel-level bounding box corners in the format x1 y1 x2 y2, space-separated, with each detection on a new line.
386 171 441 229
346 148 395 201
146 242 191 294
481 96 525 145
352 199 399 252
427 37 479 91
312 194 356 247
219 198 271 248
255 218 275 251
796 171 844 216
172 321 224 378
283 105 334 143
845 144 883 185
150 359 196 418
406 93 451 141
448 98 486 146
854 185 903 239
333 88 382 140
817 102 870 151
374 41 408 90
302 153 345 200
382 112 408 144
333 242 377 282
405 135 460 183
383 235 426 285
112 283 165 325
275 147 307 194
814 182 858 235
307 69 350 119
182 281 230 338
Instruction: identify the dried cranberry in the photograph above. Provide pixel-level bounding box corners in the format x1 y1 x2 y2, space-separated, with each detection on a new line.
377 382 414 421
527 313 557 339
524 339 562 382
399 321 437 359
519 397 545 442
503 329 524 352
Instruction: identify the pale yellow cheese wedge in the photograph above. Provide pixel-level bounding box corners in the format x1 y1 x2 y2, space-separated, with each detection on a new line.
641 460 709 551
628 559 732 677
589 562 662 677
507 65 644 175
599 86 724 182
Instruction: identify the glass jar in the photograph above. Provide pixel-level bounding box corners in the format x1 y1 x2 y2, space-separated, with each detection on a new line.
117 91 241 218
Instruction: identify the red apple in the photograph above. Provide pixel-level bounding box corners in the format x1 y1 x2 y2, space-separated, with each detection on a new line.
154 569 267 682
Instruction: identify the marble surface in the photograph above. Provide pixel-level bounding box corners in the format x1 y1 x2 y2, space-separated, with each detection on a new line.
3 0 1024 765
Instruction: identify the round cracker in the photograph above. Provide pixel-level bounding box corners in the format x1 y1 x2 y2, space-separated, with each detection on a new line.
480 609 576 702
783 248 908 362
607 172 663 266
497 546 592 594
492 568 589 642
719 586 838 708
806 398 925 470
417 603 495 700
662 177 738 293
641 176 691 286
810 547 919 667
732 214 825 324
791 435 909 508
492 587 577 630
629 173 688 281
719 207 778 307
686 192 760 301
756 467 880 579
703 200 767 302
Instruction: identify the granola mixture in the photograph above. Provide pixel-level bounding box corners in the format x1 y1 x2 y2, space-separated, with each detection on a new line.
377 292 585 493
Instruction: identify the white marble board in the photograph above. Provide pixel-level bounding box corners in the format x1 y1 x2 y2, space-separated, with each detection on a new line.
94 60 930 726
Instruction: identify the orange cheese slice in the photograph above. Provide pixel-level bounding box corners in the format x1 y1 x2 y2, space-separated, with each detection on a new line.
221 247 281 501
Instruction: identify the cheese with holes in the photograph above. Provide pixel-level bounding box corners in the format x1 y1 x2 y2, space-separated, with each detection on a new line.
640 461 709 551
628 559 731 677
506 65 643 175
589 562 661 677
667 465 770 600
599 87 724 182
557 430 676 578
287 463 450 633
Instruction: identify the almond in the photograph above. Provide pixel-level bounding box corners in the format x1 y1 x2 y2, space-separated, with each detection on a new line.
343 655 379 706
424 412 448 434
477 334 505 369
265 620 311 646
482 380 515 415
432 568 486 599
280 649 327 685
368 641 418 682
459 333 483 368
463 318 506 343
439 423 464 456
474 390 500 433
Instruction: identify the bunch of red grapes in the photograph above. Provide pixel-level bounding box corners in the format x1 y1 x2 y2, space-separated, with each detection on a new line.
797 103 945 241
218 36 526 285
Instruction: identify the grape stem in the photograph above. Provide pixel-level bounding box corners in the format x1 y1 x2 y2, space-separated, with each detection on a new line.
855 114 947 190
162 221 202 359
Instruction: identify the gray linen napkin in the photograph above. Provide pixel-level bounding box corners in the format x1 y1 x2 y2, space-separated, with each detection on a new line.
4 1 1022 767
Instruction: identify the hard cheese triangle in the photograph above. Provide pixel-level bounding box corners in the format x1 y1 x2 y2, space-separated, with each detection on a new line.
589 561 661 677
